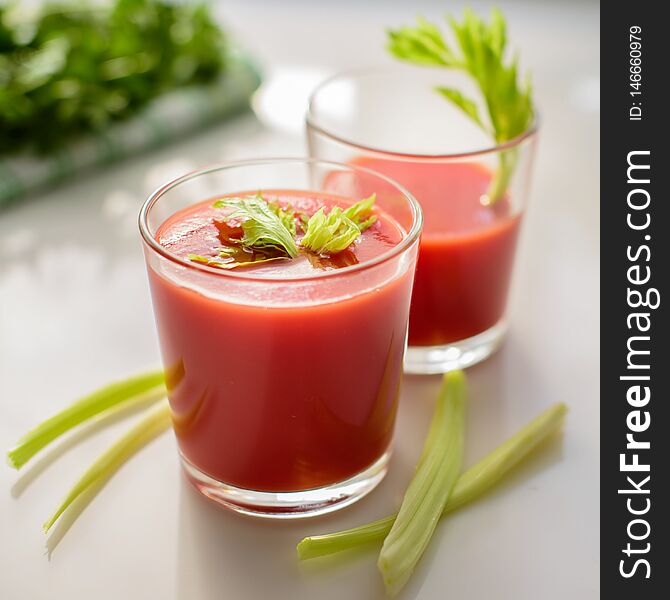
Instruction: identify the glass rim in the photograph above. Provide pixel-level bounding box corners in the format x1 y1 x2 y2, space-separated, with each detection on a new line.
306 66 540 160
138 157 423 283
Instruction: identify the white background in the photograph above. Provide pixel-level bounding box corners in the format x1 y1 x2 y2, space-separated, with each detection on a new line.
0 1 599 598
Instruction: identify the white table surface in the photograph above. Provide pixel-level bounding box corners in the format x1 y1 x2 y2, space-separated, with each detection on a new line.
0 1 600 598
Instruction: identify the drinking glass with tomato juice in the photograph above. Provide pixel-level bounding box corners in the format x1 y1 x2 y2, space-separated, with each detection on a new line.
307 67 538 373
139 158 422 518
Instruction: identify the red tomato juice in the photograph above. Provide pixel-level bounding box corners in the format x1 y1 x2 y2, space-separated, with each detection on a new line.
147 191 415 492
351 158 521 346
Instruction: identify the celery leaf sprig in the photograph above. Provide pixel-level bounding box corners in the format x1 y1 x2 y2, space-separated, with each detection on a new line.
387 8 534 203
194 193 379 268
213 194 300 258
269 201 298 236
301 194 377 255
342 193 378 231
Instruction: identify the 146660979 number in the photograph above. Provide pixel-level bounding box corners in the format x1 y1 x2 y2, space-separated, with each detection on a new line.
629 26 642 121
629 26 642 97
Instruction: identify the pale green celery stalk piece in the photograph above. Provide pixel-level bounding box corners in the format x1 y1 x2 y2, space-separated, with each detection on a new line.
43 399 172 533
378 370 466 597
296 402 568 560
484 149 518 206
6 370 165 470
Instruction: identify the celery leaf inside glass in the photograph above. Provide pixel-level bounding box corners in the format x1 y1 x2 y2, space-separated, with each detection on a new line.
387 8 534 204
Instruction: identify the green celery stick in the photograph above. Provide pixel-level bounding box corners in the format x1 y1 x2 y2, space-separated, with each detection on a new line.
378 370 466 596
7 370 165 469
43 400 172 532
297 402 568 560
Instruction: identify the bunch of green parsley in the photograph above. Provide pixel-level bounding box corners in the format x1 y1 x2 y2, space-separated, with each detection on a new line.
0 0 227 155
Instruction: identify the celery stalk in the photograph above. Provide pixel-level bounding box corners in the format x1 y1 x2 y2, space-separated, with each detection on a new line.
43 399 172 532
485 149 518 205
6 370 165 469
378 370 466 596
297 402 568 560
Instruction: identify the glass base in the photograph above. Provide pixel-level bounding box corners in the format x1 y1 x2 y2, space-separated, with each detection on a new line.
404 320 507 374
181 451 389 519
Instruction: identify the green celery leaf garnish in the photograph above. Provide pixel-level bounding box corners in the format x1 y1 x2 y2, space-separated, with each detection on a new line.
194 194 377 265
269 201 297 236
300 208 360 255
301 194 377 255
387 8 534 203
343 193 377 231
298 212 311 232
213 194 300 258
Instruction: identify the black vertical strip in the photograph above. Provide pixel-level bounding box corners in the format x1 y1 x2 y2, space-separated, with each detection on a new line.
601 3 669 596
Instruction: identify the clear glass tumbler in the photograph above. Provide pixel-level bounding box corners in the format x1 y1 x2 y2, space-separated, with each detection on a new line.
139 158 422 518
307 67 538 374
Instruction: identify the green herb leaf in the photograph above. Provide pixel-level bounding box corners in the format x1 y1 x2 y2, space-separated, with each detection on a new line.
301 207 360 255
269 201 297 236
387 8 534 203
301 195 377 255
296 402 568 561
378 370 466 596
343 193 377 231
446 8 533 143
387 17 458 67
213 194 300 258
0 1 227 155
434 86 487 132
